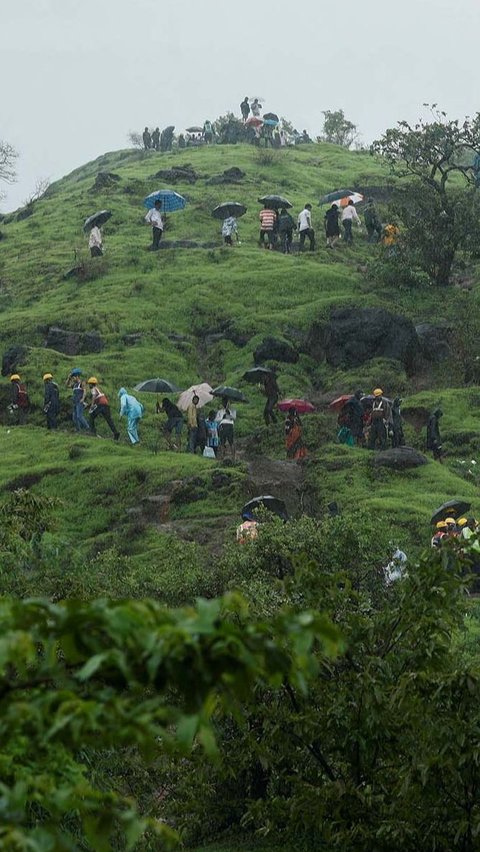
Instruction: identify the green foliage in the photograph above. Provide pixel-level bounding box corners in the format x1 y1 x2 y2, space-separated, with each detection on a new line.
0 594 340 850
321 110 358 148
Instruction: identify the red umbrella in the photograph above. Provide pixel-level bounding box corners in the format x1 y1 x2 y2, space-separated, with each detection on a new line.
278 398 315 414
328 394 353 412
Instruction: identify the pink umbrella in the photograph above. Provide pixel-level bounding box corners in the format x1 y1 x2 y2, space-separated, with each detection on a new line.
278 399 315 414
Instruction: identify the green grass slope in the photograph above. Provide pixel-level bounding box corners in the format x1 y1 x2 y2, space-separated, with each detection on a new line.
1 141 480 566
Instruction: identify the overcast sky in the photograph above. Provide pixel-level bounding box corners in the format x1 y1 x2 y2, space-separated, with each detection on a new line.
2 0 479 210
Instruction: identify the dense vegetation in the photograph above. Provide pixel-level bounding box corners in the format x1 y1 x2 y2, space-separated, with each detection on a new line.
2 131 480 849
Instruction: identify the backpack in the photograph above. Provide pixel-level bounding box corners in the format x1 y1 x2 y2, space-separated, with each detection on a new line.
17 383 29 410
371 399 385 420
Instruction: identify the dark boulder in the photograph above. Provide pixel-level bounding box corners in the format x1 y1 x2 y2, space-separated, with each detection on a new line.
122 332 143 346
153 166 198 184
305 308 420 375
415 323 453 363
254 336 299 364
206 166 246 186
2 345 28 377
373 447 428 469
92 171 121 191
44 327 104 355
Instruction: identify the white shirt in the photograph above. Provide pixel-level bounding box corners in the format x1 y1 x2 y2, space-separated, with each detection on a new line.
215 407 237 425
297 209 312 231
341 205 360 223
145 208 164 229
88 226 102 248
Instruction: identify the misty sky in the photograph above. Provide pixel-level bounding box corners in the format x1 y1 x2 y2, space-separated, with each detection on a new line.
2 0 479 210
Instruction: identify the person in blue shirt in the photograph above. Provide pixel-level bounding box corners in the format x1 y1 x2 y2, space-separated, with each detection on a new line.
118 387 144 445
205 409 220 456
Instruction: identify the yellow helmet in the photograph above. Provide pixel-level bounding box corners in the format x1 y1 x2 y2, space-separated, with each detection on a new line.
445 517 456 525
436 521 447 530
43 373 53 381
457 517 468 527
373 388 383 397
87 376 98 385
10 374 20 381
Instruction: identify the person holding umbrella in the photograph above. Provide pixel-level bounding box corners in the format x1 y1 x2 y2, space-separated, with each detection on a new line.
285 406 307 460
222 216 238 246
341 199 361 244
278 208 296 254
88 224 103 257
145 199 164 251
259 205 277 250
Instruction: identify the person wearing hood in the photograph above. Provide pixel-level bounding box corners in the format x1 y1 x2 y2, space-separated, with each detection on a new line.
118 387 144 445
427 408 443 461
343 389 365 446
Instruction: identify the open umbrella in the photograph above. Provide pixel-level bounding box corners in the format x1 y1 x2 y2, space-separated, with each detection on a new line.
258 194 292 210
249 97 265 103
212 202 247 220
263 113 279 122
211 386 248 402
319 189 363 206
246 116 263 128
143 190 186 212
263 119 279 127
430 499 472 526
278 399 315 414
186 126 203 133
241 496 288 522
83 210 112 232
243 367 274 383
177 383 213 411
134 379 180 394
328 394 353 412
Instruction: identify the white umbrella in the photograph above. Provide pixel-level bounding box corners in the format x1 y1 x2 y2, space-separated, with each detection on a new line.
177 383 213 411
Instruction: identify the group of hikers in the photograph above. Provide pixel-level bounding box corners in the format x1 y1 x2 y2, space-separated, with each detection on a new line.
161 395 237 459
336 389 404 450
431 515 478 548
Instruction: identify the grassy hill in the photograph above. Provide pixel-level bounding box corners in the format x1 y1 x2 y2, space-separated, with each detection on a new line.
0 140 479 570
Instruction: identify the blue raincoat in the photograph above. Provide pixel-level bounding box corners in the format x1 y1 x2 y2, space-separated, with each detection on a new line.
118 388 144 444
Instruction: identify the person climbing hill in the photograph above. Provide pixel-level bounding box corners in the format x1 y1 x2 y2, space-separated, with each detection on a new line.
43 373 60 430
87 377 119 440
9 374 29 424
118 387 144 445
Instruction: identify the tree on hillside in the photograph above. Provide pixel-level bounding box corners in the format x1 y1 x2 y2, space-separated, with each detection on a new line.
0 140 18 197
321 109 358 148
372 106 480 285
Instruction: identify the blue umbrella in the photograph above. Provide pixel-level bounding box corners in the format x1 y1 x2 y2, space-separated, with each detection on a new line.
263 119 279 127
143 189 186 212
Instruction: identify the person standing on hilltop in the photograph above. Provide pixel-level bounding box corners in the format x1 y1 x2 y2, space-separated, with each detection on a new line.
145 199 164 251
251 98 262 118
87 377 120 440
203 120 214 144
342 199 361 244
298 203 315 251
142 127 152 150
240 97 250 122
43 373 60 430
151 127 160 151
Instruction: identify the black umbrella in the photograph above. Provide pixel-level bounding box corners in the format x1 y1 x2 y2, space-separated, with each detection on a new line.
134 378 180 394
263 112 279 122
83 210 112 232
241 496 288 522
430 499 472 526
211 386 248 402
258 194 292 210
212 202 247 220
243 367 274 384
